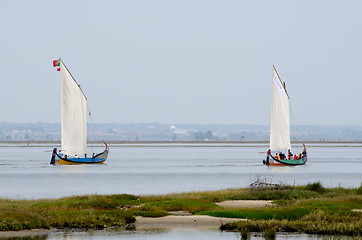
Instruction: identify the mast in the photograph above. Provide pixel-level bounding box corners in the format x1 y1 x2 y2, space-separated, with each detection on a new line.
272 65 289 99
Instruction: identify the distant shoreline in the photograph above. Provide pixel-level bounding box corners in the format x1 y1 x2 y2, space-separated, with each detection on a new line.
1 140 362 148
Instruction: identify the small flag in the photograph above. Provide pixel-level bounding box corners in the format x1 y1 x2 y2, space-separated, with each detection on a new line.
57 67 60 71
89 112 91 115
53 59 60 67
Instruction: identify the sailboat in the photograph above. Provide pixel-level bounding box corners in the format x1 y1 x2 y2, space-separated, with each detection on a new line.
263 66 307 166
50 58 108 165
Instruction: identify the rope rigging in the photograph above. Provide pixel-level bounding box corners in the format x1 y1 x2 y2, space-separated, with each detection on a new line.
87 104 105 155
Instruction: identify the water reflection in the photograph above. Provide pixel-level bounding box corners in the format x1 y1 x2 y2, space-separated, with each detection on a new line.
0 236 47 240
1 146 361 200
1 231 359 240
59 165 88 174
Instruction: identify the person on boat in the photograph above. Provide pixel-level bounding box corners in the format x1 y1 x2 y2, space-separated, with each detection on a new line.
275 153 280 160
294 155 297 160
288 150 292 159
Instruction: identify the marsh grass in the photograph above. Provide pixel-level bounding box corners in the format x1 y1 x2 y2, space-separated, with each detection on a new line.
221 218 361 236
134 210 169 218
0 182 361 234
142 189 246 203
220 194 362 236
44 209 134 229
0 208 49 231
303 182 326 193
29 194 141 211
145 185 320 202
0 194 139 231
198 207 310 220
145 199 220 214
132 204 169 218
356 183 362 195
263 227 277 240
239 227 250 240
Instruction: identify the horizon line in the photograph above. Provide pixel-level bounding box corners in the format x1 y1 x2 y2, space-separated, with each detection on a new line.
1 121 362 127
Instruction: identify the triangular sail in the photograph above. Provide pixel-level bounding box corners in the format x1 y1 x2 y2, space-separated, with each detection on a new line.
60 60 87 157
270 66 291 150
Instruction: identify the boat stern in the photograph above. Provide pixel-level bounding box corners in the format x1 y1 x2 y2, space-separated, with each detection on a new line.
50 148 57 164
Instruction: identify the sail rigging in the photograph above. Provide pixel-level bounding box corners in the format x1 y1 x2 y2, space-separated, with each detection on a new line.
60 59 87 157
269 66 291 150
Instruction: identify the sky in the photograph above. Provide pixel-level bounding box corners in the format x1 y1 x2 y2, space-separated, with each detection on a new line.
1 0 362 125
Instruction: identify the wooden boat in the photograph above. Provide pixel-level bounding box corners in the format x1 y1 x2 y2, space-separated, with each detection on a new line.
263 66 307 166
50 59 108 165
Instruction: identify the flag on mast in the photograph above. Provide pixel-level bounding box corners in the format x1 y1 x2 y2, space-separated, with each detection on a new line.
53 59 60 67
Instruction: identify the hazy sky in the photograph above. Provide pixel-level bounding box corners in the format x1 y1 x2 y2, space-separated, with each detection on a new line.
1 0 362 125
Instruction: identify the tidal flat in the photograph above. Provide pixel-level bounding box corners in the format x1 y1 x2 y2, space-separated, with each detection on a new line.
0 182 361 237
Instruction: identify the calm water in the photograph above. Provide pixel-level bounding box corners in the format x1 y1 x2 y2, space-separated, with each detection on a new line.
0 143 361 240
1 229 358 240
0 143 361 199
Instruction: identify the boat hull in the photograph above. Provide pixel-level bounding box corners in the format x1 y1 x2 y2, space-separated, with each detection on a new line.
265 155 307 166
263 147 307 166
50 147 108 165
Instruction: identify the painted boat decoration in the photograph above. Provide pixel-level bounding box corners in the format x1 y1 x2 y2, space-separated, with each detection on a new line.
50 58 108 165
263 66 307 166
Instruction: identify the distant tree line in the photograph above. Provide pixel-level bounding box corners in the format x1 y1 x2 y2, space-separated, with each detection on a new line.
194 130 213 141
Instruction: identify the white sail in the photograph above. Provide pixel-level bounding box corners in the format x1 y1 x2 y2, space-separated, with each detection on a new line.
60 60 87 157
270 66 291 150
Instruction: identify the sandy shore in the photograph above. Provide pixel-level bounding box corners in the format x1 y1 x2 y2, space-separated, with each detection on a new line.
135 200 272 230
0 229 51 238
135 215 246 230
216 200 273 209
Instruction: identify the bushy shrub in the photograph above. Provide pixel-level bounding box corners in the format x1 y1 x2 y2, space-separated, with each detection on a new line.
356 183 362 195
304 182 326 194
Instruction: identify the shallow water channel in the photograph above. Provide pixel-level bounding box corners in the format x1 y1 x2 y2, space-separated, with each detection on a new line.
1 229 358 240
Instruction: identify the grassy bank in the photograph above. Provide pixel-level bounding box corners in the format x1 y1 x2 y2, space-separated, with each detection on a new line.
0 194 137 231
216 182 362 236
219 195 362 236
0 182 361 236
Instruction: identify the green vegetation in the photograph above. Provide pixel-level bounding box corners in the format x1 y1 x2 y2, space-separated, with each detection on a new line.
144 199 220 214
197 207 310 220
0 182 361 236
357 183 362 195
217 182 362 236
0 208 49 231
0 194 138 231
